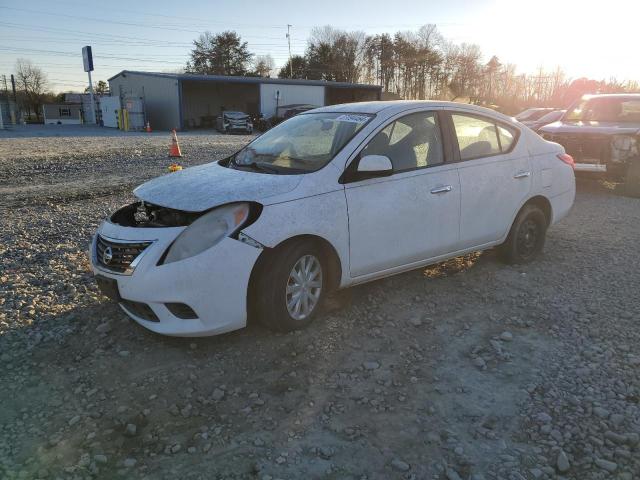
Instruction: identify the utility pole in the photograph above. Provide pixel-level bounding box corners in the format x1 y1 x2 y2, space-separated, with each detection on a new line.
10 74 18 123
10 74 17 102
286 24 293 78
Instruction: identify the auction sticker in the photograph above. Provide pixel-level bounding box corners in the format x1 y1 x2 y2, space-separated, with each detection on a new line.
336 114 370 124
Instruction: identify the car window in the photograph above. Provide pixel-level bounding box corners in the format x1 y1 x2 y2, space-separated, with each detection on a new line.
362 112 444 172
497 125 515 151
452 114 501 160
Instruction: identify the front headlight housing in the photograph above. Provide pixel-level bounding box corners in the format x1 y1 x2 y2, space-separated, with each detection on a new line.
163 202 250 264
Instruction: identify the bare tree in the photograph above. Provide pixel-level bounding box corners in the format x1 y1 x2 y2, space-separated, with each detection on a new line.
15 58 49 120
252 55 275 77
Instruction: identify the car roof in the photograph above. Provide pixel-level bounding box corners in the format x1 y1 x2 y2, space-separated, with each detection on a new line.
311 100 515 122
582 93 640 100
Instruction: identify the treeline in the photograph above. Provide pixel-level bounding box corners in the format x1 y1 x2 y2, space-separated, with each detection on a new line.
188 25 639 114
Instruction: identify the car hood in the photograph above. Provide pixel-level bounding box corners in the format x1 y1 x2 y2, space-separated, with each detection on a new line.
134 162 303 212
540 121 640 136
224 112 249 120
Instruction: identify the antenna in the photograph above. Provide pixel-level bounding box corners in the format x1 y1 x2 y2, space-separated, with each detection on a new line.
286 24 293 78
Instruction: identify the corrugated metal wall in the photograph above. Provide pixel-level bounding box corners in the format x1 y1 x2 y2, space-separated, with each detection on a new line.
108 73 180 130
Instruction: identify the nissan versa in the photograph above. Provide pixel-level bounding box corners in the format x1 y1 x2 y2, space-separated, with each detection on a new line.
90 101 576 337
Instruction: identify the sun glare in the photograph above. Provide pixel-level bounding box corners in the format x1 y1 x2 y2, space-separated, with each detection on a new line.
487 0 638 80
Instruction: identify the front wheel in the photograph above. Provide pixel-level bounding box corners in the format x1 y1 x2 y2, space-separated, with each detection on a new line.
255 240 326 332
498 204 547 264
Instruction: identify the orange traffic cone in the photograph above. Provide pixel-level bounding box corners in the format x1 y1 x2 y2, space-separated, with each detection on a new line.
169 129 182 157
145 121 152 133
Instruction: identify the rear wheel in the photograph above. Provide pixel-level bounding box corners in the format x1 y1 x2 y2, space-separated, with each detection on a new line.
498 204 547 264
623 160 640 197
255 240 326 332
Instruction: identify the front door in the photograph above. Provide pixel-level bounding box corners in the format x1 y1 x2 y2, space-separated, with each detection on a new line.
344 111 461 277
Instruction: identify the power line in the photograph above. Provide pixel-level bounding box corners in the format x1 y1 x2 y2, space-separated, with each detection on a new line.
0 6 288 33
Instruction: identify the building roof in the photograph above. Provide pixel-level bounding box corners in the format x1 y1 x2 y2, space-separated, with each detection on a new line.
107 70 382 90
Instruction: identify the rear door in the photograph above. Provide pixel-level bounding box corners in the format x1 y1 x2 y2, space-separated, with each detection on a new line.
447 110 532 248
343 110 461 277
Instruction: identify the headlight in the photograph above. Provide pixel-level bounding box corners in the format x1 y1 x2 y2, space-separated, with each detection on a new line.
163 203 249 264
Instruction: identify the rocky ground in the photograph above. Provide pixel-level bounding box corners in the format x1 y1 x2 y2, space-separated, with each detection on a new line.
0 126 639 479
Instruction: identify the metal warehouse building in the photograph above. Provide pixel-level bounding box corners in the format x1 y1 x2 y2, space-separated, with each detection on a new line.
107 71 382 130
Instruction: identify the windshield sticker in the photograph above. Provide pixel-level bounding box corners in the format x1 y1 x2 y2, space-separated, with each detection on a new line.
335 114 370 124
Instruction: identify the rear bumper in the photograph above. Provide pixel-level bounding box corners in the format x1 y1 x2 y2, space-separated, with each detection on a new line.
90 221 261 337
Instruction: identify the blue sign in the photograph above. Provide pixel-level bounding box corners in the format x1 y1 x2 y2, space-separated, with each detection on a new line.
82 46 94 72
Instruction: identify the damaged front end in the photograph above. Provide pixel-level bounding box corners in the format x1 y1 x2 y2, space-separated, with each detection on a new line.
611 135 639 164
543 132 640 179
609 134 640 180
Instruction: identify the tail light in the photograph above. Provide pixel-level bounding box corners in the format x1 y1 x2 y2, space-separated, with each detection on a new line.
557 153 575 169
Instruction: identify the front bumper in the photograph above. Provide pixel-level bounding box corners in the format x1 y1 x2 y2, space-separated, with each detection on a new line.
225 123 252 132
90 221 261 337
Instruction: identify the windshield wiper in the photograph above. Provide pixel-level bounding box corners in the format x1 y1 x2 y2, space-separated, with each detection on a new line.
234 161 282 174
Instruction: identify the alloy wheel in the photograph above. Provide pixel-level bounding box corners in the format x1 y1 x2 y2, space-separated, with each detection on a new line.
286 254 323 321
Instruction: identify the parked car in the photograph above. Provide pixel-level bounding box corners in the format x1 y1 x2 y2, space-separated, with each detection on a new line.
90 101 575 337
216 111 253 134
515 107 556 125
525 109 566 132
539 94 640 180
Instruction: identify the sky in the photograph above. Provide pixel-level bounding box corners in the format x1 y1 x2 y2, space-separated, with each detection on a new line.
0 0 637 93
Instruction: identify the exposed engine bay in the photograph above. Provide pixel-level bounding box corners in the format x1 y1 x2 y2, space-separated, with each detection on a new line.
110 201 202 228
611 135 639 163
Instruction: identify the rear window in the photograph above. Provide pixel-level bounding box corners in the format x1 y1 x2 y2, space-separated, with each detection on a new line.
452 113 518 161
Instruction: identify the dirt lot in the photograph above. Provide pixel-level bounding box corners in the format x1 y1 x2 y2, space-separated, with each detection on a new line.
1 125 639 480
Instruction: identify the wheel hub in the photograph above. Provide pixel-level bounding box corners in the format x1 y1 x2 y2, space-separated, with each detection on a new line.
286 255 322 321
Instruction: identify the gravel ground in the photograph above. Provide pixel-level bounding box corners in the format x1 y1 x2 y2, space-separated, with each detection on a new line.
1 126 639 480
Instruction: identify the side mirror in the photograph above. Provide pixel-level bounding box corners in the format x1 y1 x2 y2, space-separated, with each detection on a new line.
357 155 393 177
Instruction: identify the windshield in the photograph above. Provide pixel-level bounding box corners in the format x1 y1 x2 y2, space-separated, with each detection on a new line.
232 112 373 173
564 97 640 123
223 111 248 118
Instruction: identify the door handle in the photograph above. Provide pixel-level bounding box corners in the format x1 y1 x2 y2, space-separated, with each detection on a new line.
430 185 452 194
514 171 531 179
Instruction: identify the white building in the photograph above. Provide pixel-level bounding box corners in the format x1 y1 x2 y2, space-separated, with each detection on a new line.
42 103 83 125
107 71 382 130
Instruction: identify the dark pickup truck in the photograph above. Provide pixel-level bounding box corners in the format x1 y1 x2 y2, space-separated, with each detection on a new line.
539 94 640 189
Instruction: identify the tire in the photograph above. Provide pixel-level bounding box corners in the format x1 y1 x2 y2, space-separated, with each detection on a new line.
623 160 640 198
255 240 327 332
498 204 547 264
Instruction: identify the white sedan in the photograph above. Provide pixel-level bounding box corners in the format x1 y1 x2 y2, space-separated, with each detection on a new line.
90 101 575 337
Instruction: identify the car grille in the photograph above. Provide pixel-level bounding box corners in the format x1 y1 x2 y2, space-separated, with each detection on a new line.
96 235 152 274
